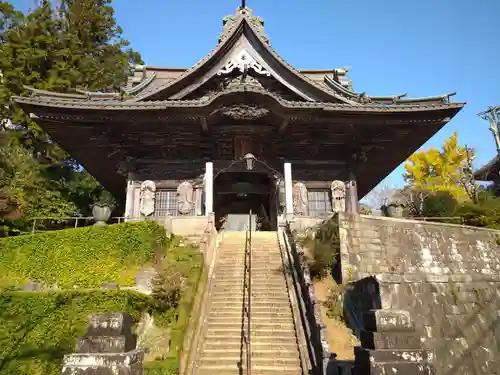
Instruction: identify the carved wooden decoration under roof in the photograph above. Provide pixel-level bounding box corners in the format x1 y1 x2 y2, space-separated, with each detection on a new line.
217 48 270 77
212 104 270 121
185 73 305 103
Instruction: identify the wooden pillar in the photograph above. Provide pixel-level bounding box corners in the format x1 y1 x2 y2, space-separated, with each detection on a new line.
284 163 293 216
205 162 213 215
269 176 278 230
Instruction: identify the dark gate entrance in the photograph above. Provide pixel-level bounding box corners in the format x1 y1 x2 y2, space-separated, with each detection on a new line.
214 172 276 231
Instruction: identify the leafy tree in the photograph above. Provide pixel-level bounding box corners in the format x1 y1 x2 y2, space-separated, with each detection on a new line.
57 0 143 92
403 132 476 201
0 0 142 234
0 130 78 234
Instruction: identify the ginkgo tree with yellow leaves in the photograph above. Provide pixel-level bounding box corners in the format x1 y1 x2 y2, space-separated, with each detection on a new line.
403 132 476 201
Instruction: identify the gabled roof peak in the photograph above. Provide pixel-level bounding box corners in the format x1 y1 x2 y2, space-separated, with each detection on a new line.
219 6 268 44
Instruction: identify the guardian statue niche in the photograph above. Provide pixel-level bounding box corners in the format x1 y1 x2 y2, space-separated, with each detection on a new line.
293 182 309 216
330 180 346 213
140 180 156 216
177 181 194 215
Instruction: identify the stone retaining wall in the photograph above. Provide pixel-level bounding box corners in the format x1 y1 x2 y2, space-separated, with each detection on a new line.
339 213 500 375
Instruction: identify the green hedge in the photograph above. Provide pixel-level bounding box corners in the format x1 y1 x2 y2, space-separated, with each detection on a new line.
0 290 150 375
0 221 167 289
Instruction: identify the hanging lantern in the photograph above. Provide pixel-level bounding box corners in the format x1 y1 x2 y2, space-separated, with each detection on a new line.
243 153 256 171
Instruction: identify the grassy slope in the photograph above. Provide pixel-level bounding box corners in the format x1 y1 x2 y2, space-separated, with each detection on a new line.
143 236 203 375
0 224 203 375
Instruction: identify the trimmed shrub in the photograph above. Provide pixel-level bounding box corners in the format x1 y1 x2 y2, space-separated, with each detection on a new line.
422 191 458 218
0 221 167 289
300 215 340 279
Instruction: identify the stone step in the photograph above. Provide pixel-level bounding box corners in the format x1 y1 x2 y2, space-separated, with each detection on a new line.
206 327 296 337
201 347 299 357
219 244 279 247
210 291 290 299
207 314 293 323
213 278 284 284
209 308 292 316
216 260 281 265
207 315 294 324
214 282 287 289
214 271 285 276
207 321 295 330
196 366 301 375
208 308 293 316
210 288 287 295
208 308 293 317
203 339 299 350
211 287 289 294
220 247 279 249
214 270 284 275
210 301 291 309
198 356 300 367
215 267 284 273
216 259 282 264
213 277 285 283
210 300 291 308
216 260 283 265
213 277 284 284
210 294 290 301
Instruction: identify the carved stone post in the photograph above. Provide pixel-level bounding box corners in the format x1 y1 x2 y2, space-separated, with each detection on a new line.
345 171 359 214
124 173 135 221
194 187 203 216
61 313 144 374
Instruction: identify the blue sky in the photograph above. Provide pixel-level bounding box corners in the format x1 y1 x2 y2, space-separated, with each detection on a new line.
13 0 500 193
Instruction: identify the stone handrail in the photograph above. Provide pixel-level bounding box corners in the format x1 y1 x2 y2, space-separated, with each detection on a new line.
280 223 330 374
277 228 311 374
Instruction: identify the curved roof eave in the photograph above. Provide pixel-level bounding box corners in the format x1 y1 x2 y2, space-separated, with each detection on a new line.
13 87 465 115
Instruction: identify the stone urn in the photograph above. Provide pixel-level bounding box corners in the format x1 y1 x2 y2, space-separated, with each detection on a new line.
92 204 113 226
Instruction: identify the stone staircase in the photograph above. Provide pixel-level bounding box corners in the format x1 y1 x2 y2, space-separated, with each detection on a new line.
192 231 303 375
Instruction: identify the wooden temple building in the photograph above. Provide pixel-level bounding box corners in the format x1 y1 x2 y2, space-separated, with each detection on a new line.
14 6 465 231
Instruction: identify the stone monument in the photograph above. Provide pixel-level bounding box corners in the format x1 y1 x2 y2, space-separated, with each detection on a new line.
330 180 346 213
139 180 156 217
177 181 194 215
61 312 144 375
292 182 309 216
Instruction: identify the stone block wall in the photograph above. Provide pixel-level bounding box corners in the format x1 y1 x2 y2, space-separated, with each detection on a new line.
338 213 500 375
